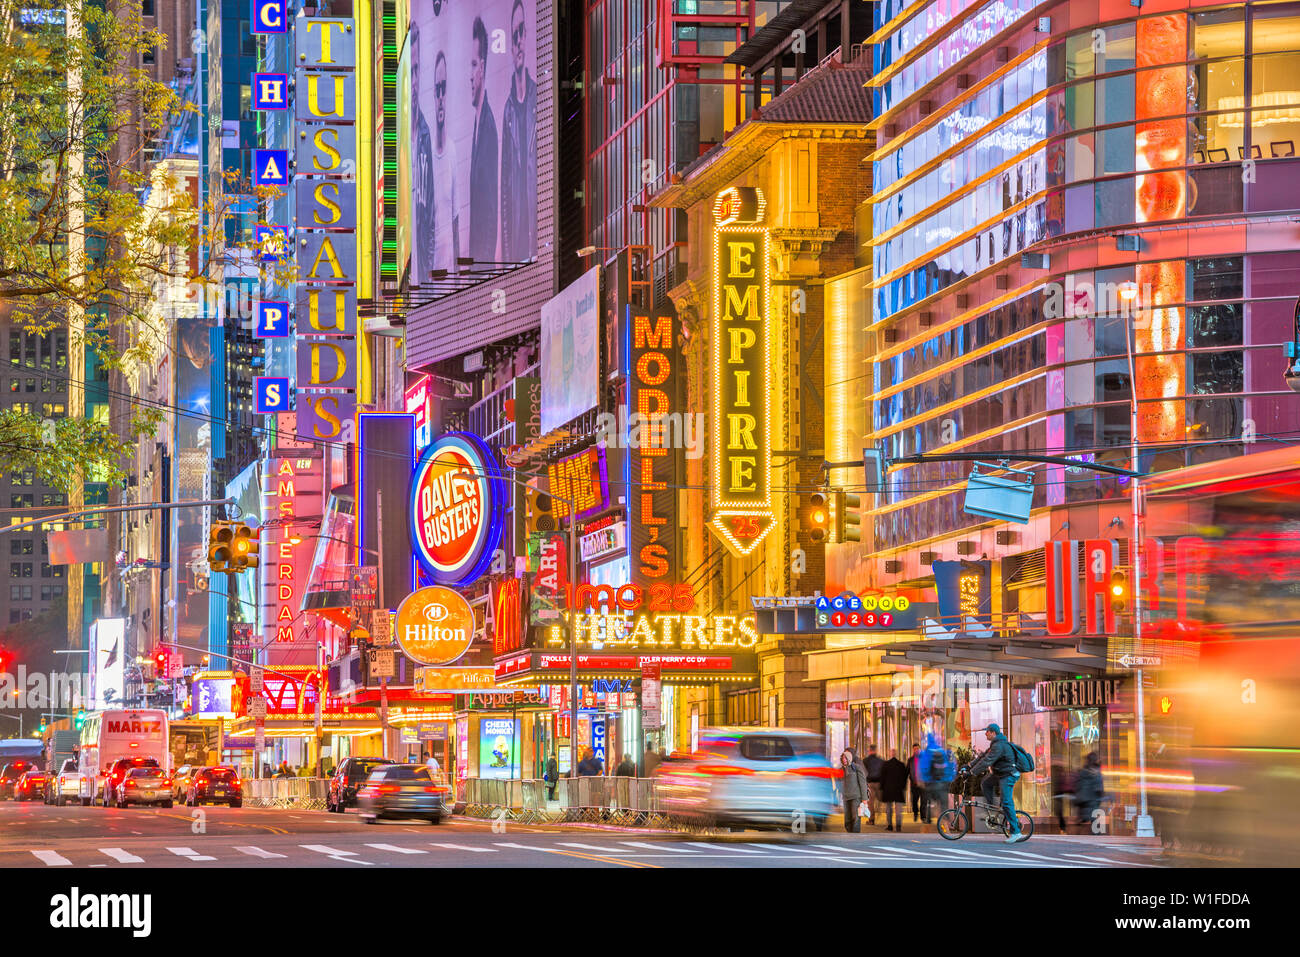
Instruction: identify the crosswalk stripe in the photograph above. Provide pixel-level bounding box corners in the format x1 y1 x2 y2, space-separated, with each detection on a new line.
621 841 697 853
744 843 833 855
999 848 1088 863
167 847 217 861
810 844 916 859
560 842 632 853
868 845 1049 866
686 841 765 853
235 846 287 859
31 850 71 866
430 842 496 852
100 848 144 863
1061 852 1156 867
365 843 427 854
301 844 355 856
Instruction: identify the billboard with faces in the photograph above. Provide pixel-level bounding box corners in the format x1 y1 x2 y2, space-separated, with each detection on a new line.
408 0 538 284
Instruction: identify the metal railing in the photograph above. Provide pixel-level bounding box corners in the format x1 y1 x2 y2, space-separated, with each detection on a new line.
243 778 329 810
462 777 675 828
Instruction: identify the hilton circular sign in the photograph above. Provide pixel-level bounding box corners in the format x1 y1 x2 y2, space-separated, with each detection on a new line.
395 586 476 665
409 432 504 586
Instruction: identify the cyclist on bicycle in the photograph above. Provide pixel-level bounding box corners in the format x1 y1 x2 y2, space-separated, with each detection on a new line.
966 723 1028 844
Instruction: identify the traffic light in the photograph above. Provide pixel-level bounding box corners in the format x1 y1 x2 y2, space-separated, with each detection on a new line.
525 478 556 534
230 522 259 571
831 491 863 543
38 721 46 735
1110 569 1129 614
208 521 234 572
154 645 168 675
74 710 85 731
808 491 830 544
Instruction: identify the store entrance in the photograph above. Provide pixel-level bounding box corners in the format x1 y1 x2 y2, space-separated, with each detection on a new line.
1049 708 1102 826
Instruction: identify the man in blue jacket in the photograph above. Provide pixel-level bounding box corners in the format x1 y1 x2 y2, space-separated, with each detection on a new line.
967 723 1027 843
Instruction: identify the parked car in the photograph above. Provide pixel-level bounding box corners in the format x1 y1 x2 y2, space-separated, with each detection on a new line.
172 765 202 802
326 756 389 813
186 766 242 807
48 758 81 806
0 761 42 800
656 727 836 831
112 766 173 808
357 764 450 825
15 771 48 802
102 757 162 807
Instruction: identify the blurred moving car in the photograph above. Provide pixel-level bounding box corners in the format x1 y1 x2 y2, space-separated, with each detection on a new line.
15 771 48 802
357 764 450 825
186 767 242 807
50 758 82 807
113 766 174 808
102 757 162 807
327 756 389 813
0 760 41 800
656 727 836 831
172 765 202 802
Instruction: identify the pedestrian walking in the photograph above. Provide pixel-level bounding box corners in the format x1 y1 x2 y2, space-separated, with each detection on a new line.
917 732 954 824
863 745 884 825
881 749 910 831
615 753 635 777
424 750 442 775
966 723 1028 844
544 750 559 800
907 743 925 822
1072 751 1105 829
839 750 868 833
1051 755 1070 832
576 748 602 776
642 740 662 777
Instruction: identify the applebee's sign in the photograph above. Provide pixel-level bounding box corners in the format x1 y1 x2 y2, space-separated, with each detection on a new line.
395 586 476 665
409 432 505 586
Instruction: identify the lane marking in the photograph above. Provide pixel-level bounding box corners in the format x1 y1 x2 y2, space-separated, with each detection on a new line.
100 848 144 863
31 850 71 866
236 846 287 859
430 842 496 852
168 846 217 862
365 843 427 854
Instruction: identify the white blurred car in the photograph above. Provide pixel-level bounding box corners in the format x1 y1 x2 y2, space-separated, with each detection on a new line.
656 727 836 831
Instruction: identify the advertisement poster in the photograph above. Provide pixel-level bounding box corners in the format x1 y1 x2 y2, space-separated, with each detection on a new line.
540 266 600 432
478 717 520 779
90 618 126 709
527 530 567 624
409 0 538 282
191 678 235 718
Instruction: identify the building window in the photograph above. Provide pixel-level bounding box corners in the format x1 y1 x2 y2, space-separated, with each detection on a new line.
142 0 154 13
9 585 19 601
9 563 20 579
8 540 19 556
8 611 18 624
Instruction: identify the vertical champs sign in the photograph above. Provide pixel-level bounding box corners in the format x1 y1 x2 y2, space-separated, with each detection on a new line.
710 187 773 556
294 17 358 442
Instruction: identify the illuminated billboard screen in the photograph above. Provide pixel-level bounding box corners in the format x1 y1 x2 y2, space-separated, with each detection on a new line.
408 0 538 282
90 618 126 709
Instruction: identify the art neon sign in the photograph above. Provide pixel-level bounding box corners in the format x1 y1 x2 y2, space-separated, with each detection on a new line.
409 432 505 586
710 186 773 555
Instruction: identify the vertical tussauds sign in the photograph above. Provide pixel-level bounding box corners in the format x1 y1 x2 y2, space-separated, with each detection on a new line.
295 17 358 442
710 186 772 556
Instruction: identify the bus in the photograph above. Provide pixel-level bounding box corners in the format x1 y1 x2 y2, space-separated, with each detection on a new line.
1142 446 1300 865
76 709 170 806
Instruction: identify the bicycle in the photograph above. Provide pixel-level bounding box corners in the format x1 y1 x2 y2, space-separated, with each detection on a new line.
936 767 1034 841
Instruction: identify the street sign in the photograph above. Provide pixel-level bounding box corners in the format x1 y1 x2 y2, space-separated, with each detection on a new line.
247 696 267 719
1116 653 1162 669
370 611 392 644
368 647 396 679
250 666 264 693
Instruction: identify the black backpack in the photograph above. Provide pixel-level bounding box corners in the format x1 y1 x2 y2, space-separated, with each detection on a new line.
926 748 949 783
1008 740 1035 773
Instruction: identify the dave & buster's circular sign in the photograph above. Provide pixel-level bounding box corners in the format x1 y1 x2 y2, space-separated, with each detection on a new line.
409 432 504 586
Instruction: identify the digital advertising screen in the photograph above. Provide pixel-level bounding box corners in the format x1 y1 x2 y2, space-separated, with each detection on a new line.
478 717 520 780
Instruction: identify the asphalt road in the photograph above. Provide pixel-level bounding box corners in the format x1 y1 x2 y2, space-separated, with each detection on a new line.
0 801 1169 868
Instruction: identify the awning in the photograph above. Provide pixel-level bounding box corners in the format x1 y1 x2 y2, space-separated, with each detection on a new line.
865 634 1109 677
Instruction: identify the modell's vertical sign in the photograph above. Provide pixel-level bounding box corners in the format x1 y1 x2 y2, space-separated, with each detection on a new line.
710 186 773 556
295 17 358 442
629 306 678 589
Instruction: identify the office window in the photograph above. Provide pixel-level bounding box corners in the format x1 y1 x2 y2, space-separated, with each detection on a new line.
9 540 19 556
8 611 18 624
21 563 32 578
25 378 35 393
8 336 18 366
9 585 19 601
7 379 15 393
21 585 31 601
40 563 51 578
9 563 20 579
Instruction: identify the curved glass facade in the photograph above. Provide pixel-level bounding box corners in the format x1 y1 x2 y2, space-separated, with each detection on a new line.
867 1 1300 553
